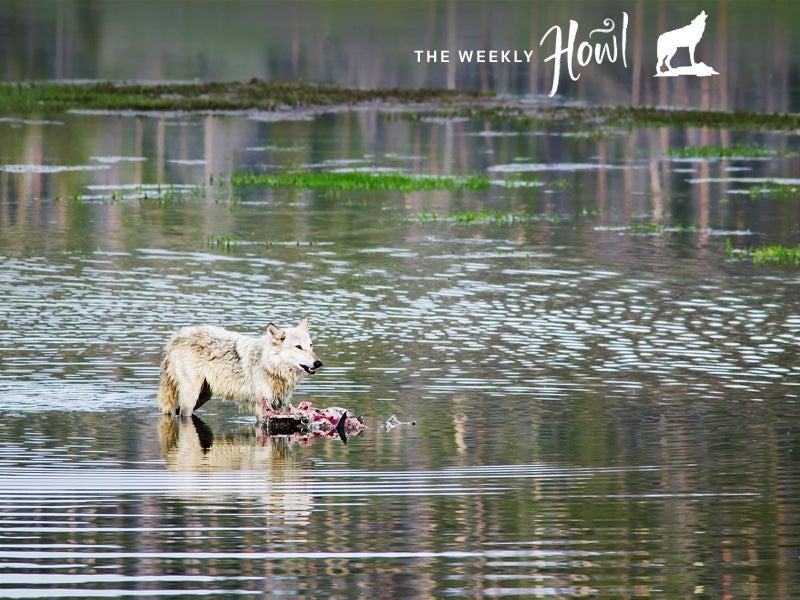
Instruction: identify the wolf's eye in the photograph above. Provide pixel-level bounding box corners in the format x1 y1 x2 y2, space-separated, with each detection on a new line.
295 345 303 350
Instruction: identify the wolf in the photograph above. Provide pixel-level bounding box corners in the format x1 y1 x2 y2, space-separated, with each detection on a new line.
656 10 707 73
157 318 322 421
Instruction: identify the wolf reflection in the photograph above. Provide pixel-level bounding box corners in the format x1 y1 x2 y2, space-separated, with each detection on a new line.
158 415 313 520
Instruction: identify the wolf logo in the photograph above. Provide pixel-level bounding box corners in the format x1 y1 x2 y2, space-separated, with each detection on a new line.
157 318 322 421
655 10 718 77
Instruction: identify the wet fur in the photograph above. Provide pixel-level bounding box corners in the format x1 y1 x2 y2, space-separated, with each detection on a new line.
158 319 321 421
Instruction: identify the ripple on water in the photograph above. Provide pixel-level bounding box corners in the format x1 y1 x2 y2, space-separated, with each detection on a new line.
3 244 800 414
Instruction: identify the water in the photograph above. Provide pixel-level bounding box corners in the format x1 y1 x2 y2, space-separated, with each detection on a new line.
0 105 798 598
4 1 800 112
2 0 800 590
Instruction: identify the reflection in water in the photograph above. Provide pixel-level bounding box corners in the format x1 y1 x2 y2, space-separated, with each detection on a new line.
2 1 799 110
158 415 314 532
0 377 795 598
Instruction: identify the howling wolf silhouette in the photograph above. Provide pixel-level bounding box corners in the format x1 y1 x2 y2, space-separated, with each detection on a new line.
655 10 717 77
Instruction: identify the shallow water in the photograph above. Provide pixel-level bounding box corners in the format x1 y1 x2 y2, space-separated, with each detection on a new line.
1 108 799 598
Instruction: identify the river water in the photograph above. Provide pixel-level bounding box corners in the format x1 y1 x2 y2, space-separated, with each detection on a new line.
0 105 798 598
1 3 800 595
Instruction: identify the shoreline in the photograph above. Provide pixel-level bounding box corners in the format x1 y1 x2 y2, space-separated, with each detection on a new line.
0 80 798 131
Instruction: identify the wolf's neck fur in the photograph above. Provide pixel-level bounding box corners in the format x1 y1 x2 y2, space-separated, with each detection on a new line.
262 345 304 409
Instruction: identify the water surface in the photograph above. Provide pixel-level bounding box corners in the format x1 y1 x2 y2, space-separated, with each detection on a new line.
0 106 798 598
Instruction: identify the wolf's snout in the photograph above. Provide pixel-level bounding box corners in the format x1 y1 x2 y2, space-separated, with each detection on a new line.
301 359 323 375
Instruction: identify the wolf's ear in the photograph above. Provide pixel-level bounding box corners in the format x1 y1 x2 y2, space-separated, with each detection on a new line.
298 318 309 331
266 323 286 343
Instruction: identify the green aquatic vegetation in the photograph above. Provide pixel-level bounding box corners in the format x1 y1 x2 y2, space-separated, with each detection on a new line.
595 223 699 235
411 104 800 132
207 234 242 249
603 106 800 130
137 185 180 206
412 209 564 225
752 245 800 266
748 181 800 199
547 178 570 189
668 142 775 159
263 238 318 247
231 171 491 192
412 205 600 226
629 223 699 234
725 238 800 266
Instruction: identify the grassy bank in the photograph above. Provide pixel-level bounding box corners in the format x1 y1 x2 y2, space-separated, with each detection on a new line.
2 80 800 131
0 80 485 114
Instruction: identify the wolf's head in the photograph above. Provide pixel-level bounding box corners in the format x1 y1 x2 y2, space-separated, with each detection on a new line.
266 318 323 376
693 10 707 25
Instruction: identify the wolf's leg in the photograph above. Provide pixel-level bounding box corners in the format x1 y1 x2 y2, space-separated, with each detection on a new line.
157 378 179 415
177 372 205 418
689 43 698 66
157 356 180 415
194 380 212 411
664 48 676 71
255 400 265 424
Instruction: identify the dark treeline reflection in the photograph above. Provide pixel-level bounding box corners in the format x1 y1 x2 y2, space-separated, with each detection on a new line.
1 0 799 110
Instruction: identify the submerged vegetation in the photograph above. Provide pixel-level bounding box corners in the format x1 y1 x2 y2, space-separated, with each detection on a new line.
231 171 491 192
3 80 800 131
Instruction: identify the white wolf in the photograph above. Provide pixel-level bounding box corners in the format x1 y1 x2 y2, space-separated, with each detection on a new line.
656 10 708 73
157 319 322 421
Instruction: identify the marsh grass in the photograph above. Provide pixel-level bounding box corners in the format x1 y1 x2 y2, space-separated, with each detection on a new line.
411 207 597 225
748 181 800 199
627 223 698 234
409 104 800 131
594 106 800 131
3 80 800 131
726 238 800 266
413 209 530 225
668 143 775 159
231 171 491 192
206 234 242 249
0 80 485 114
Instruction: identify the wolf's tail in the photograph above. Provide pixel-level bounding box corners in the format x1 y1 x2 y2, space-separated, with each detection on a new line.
157 354 179 415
